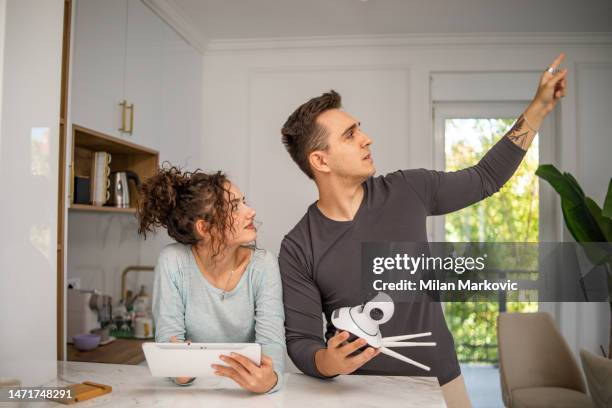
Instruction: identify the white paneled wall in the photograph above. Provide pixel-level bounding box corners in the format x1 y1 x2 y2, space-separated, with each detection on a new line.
201 34 612 358
576 63 612 206
573 63 612 358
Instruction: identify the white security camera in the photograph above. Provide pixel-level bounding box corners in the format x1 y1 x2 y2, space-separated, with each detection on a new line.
362 292 395 325
331 292 436 371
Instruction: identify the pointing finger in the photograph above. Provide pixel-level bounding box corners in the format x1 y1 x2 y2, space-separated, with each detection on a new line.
548 52 565 70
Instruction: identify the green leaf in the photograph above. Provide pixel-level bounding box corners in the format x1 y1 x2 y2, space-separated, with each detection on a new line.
581 198 612 264
538 164 606 242
561 199 605 242
603 178 612 220
586 197 612 242
564 172 586 197
536 165 583 206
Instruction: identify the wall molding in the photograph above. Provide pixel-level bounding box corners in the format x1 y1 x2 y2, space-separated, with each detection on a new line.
142 0 206 54
206 32 612 53
133 4 612 56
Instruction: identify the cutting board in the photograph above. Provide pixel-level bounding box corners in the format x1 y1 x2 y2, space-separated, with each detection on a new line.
46 381 112 404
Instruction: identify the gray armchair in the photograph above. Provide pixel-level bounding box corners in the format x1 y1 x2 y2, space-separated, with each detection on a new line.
497 312 592 408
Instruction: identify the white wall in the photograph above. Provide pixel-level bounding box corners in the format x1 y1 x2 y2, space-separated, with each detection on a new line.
201 34 612 358
0 0 64 385
0 0 5 158
571 63 612 357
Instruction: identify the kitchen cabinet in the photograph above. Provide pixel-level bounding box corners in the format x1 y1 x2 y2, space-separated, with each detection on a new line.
71 0 127 139
159 23 202 165
71 0 171 150
124 0 163 150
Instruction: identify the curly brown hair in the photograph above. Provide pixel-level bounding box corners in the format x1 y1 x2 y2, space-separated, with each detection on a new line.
137 164 236 260
281 90 342 179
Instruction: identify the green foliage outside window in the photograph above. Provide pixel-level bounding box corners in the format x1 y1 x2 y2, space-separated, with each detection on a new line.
443 118 539 363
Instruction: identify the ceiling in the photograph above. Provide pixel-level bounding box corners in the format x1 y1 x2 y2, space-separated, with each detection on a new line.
169 0 612 44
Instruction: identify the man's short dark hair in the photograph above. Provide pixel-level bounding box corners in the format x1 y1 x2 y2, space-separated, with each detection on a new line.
281 90 342 179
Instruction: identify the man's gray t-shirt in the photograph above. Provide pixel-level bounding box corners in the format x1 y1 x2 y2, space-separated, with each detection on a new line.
279 136 526 385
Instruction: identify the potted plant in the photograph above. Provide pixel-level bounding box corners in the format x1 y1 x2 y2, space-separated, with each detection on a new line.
536 164 612 358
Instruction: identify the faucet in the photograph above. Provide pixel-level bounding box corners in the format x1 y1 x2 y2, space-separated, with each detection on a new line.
121 265 154 305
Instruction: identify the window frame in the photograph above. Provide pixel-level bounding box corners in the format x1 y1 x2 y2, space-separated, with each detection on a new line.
431 101 559 245
432 102 561 319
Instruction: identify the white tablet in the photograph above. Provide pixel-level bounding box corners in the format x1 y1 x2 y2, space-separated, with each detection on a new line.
142 342 261 377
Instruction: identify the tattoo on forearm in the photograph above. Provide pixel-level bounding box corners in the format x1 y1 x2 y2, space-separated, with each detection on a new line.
506 114 534 150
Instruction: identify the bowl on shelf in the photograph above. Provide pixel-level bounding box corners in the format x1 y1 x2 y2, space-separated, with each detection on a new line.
72 333 101 351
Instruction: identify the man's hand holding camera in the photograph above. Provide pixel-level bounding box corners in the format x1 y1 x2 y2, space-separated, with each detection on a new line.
315 331 381 377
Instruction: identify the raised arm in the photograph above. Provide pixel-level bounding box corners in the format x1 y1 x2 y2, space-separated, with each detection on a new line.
400 134 526 215
400 53 568 216
507 52 568 151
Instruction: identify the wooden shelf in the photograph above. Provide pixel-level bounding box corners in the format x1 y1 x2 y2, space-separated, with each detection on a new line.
72 124 158 156
70 124 159 211
69 204 136 214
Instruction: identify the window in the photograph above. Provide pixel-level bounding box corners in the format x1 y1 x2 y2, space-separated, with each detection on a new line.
432 102 557 363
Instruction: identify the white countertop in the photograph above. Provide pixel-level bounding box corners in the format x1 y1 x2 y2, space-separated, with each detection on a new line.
29 361 445 407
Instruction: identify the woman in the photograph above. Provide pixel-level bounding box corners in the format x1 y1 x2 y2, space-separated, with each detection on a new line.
137 165 285 393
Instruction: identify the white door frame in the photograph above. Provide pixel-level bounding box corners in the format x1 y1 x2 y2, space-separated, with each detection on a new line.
432 101 559 315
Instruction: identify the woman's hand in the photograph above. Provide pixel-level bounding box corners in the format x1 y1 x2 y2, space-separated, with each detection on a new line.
531 52 568 116
169 335 195 385
212 353 278 393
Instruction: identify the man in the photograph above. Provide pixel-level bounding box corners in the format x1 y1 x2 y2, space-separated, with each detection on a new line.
278 53 567 407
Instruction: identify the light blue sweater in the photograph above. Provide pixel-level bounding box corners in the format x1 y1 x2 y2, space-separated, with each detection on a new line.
151 243 286 392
